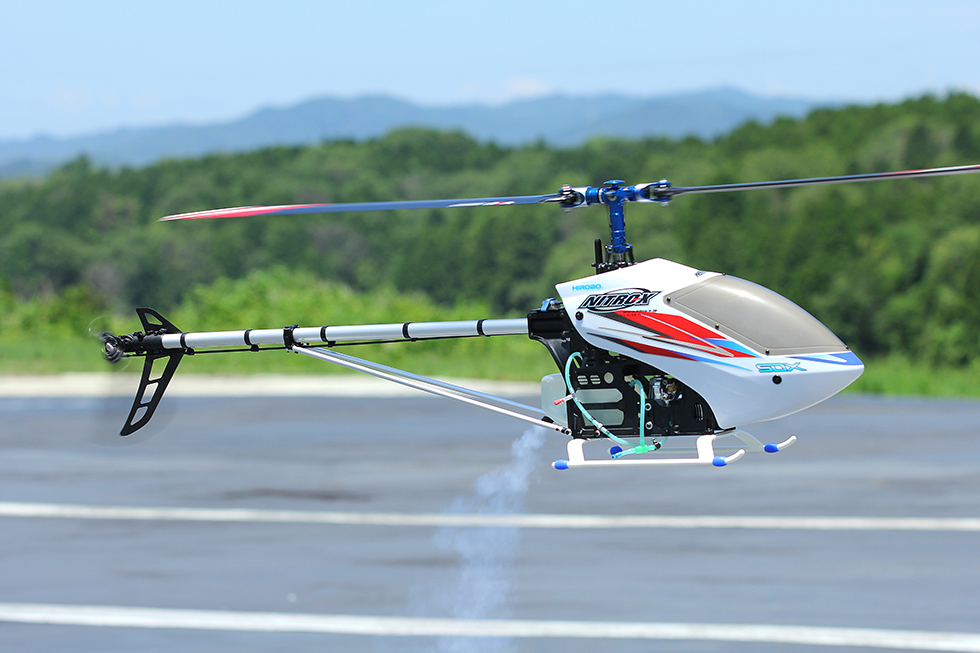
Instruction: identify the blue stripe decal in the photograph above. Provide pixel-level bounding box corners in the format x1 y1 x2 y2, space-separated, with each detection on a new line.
679 351 753 370
791 351 863 366
705 338 758 357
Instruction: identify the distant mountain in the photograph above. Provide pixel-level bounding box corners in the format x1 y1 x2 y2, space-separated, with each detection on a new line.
0 88 823 177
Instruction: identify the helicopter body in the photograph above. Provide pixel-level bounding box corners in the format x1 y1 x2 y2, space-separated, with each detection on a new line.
554 257 862 429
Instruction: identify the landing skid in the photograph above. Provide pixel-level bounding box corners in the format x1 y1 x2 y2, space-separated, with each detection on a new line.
553 431 797 469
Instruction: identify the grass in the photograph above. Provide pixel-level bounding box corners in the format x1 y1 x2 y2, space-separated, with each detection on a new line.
847 354 980 398
0 270 557 381
2 272 977 397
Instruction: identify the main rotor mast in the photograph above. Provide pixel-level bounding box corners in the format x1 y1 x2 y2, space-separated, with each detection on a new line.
545 178 672 273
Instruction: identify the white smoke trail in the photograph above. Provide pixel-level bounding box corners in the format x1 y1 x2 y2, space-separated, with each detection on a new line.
429 427 548 653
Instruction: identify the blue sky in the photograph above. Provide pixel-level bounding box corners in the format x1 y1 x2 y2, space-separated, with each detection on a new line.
3 0 979 140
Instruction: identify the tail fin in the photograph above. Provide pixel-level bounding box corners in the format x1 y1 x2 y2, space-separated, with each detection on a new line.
119 308 184 436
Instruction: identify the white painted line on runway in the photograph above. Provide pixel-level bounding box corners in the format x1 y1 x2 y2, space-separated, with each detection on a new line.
1 602 979 650
1 501 979 531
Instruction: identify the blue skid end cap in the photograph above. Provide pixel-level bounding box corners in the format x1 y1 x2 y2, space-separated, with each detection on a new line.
764 443 779 453
609 445 623 456
712 456 727 467
553 460 569 470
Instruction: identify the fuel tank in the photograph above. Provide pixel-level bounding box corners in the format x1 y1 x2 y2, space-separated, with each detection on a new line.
556 258 863 428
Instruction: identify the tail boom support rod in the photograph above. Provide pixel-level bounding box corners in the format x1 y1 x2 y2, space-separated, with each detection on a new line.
293 346 570 435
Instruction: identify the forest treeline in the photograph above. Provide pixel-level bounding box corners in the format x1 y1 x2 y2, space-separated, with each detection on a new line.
2 92 980 367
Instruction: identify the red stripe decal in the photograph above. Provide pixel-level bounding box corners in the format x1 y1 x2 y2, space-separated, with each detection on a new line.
161 204 332 221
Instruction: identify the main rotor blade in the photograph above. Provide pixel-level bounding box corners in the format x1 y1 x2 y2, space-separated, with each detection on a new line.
658 163 980 198
160 163 980 221
160 193 562 221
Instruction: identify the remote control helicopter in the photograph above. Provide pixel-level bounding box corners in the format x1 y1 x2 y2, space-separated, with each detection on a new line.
100 163 980 469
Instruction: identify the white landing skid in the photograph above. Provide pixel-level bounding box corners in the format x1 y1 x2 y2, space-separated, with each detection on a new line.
552 431 797 469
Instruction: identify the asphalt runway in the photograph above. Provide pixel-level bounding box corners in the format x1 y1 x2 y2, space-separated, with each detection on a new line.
2 384 980 652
